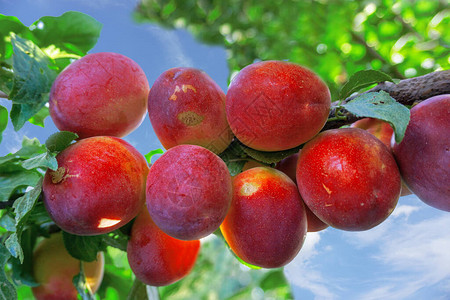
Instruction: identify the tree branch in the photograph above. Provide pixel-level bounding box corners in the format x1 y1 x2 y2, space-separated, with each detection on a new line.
323 70 450 130
0 91 8 99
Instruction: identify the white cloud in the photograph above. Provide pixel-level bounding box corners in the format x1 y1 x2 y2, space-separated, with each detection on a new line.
285 232 338 300
146 26 194 67
390 204 420 219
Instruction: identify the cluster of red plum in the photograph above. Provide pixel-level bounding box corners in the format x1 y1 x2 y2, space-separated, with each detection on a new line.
34 52 449 298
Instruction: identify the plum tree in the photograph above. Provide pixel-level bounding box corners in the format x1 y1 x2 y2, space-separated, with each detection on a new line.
148 67 232 154
49 52 149 139
146 144 232 240
43 136 148 235
392 94 450 211
297 128 402 231
220 167 307 268
32 232 104 300
226 60 331 151
127 208 200 286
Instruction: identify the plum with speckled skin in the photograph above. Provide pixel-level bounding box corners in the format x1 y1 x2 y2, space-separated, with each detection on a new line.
148 67 232 154
43 136 148 235
127 208 200 286
220 167 307 268
32 233 104 300
49 52 149 139
297 128 401 231
392 94 450 211
276 153 329 232
226 61 331 151
146 144 232 240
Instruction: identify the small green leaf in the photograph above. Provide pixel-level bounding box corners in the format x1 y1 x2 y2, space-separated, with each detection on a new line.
340 70 394 100
144 148 164 164
0 105 7 144
45 131 78 153
9 33 56 130
342 91 410 143
0 212 16 232
31 11 102 56
21 152 57 171
73 262 95 300
62 232 105 262
0 243 17 300
28 105 49 127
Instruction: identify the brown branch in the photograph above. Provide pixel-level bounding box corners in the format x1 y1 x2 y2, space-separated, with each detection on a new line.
323 70 450 130
0 91 8 99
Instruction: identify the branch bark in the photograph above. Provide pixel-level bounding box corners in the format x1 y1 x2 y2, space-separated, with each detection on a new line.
323 70 450 130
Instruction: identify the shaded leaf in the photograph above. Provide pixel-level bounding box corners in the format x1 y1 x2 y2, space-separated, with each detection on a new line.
0 105 7 144
342 91 410 142
28 105 49 127
239 141 301 165
9 33 56 130
62 232 105 262
45 131 78 153
340 70 394 99
0 243 17 300
0 171 40 202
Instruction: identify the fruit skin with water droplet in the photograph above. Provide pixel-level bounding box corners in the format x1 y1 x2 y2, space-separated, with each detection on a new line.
42 136 148 235
148 67 232 154
127 208 200 286
392 94 450 212
226 60 331 151
146 144 232 240
297 128 401 231
49 52 149 139
32 232 104 300
220 167 307 268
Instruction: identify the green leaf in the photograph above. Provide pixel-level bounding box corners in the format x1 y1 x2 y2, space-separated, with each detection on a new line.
10 227 39 287
45 131 78 153
0 62 14 94
5 180 42 262
62 232 105 262
342 91 410 143
126 278 148 300
219 140 248 176
0 105 7 144
28 105 49 127
0 243 17 300
0 212 16 232
0 171 40 202
339 70 394 100
144 148 164 164
21 152 57 171
73 262 95 300
239 141 301 165
101 230 129 252
0 14 34 59
9 33 56 130
31 11 102 56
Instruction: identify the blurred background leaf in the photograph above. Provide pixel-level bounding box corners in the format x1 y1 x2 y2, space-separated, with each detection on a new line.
135 0 449 99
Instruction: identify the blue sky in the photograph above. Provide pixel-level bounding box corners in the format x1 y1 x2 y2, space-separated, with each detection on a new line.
1 1 450 299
